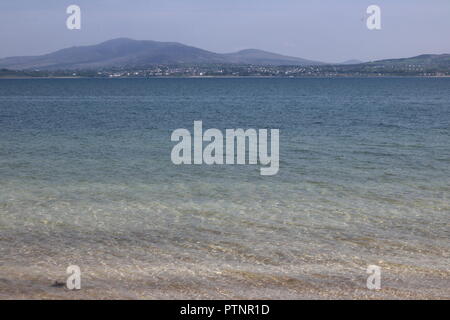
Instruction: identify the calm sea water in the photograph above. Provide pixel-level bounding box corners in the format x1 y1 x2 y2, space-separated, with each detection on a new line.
0 78 449 299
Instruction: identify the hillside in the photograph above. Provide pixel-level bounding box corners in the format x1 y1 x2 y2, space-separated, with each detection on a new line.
0 38 323 70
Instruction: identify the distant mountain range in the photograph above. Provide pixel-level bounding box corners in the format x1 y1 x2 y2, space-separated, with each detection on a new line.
364 54 450 68
339 59 364 65
0 38 448 77
0 38 324 70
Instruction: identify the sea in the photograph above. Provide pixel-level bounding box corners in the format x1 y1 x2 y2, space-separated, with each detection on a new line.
0 78 449 299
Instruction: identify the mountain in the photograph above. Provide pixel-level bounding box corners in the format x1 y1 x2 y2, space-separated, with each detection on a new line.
0 38 226 70
365 54 450 68
0 38 324 70
224 49 323 66
340 59 364 65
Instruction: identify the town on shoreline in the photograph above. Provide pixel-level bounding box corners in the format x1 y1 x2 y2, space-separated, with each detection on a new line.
1 62 449 79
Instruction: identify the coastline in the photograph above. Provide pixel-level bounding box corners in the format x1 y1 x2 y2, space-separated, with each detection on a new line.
1 75 450 79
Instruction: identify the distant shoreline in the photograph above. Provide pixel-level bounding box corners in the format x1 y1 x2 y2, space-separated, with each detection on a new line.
1 75 450 79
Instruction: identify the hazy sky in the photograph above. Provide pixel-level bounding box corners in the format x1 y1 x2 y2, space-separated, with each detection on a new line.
1 0 449 62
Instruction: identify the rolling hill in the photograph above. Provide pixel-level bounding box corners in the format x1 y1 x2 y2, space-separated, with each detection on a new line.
365 54 450 68
0 38 323 70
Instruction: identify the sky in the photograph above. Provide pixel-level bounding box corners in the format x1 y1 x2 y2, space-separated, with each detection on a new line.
0 0 449 63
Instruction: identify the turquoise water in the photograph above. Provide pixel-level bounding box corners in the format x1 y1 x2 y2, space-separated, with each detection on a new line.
0 78 449 298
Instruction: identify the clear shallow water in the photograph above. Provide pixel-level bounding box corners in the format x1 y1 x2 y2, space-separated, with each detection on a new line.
0 78 449 299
